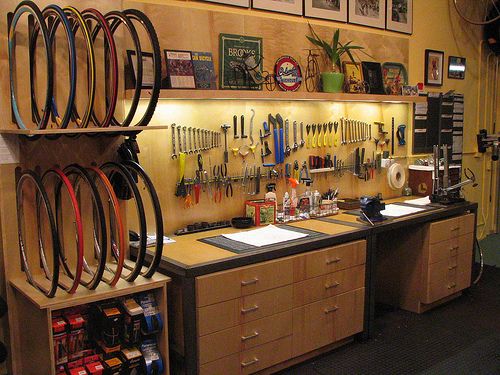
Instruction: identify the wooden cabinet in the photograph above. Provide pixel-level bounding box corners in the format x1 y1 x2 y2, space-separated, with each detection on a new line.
376 213 475 313
196 240 367 374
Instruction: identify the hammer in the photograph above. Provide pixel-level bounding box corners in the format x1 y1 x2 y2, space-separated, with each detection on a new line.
221 124 231 163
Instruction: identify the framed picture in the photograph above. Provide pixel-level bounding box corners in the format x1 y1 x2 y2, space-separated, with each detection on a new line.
361 61 385 94
164 50 196 89
126 50 155 88
304 0 348 22
448 56 466 80
348 0 386 29
252 0 303 15
343 62 364 93
198 0 249 7
382 62 408 95
386 0 413 34
192 51 217 89
424 49 444 86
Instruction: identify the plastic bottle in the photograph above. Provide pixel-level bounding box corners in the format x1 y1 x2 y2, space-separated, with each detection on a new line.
288 178 299 218
299 179 313 216
265 183 277 210
313 190 321 215
283 192 290 222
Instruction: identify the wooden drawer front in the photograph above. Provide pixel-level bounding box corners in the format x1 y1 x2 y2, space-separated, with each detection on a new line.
293 265 365 307
294 240 366 281
199 311 292 364
196 257 293 307
458 213 475 236
198 285 293 336
292 288 365 357
200 336 292 375
428 217 460 244
427 233 473 265
423 251 472 303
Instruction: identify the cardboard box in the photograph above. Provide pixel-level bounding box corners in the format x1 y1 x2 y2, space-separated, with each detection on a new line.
245 200 276 226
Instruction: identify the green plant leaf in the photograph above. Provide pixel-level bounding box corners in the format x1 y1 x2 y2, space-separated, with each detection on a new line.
332 29 340 53
306 35 325 49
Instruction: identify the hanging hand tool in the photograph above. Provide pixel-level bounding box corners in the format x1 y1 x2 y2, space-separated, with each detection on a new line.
175 152 187 197
233 115 239 139
284 119 291 157
317 124 323 148
171 124 177 159
391 117 395 155
340 118 344 145
221 124 230 163
292 121 299 151
261 141 272 163
300 122 305 148
241 115 247 139
306 124 311 148
269 114 280 165
187 127 193 154
249 109 255 145
177 125 183 153
276 114 285 163
299 161 309 182
193 127 198 153
197 128 202 153
397 124 406 145
333 121 339 147
261 121 271 140
323 123 328 147
255 167 261 195
221 163 233 198
369 123 372 140
312 124 317 148
328 122 333 147
293 160 300 180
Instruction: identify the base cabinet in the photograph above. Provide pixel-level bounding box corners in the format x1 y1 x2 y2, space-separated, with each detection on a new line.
196 240 367 374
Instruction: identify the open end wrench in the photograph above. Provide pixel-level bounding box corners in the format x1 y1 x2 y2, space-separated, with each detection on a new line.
300 122 305 147
284 119 291 156
193 128 198 153
182 126 187 154
171 124 177 159
340 118 345 145
292 121 299 151
187 127 193 154
177 125 183 153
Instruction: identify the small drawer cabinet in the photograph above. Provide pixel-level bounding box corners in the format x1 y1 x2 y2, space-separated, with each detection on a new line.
196 240 367 375
376 213 475 314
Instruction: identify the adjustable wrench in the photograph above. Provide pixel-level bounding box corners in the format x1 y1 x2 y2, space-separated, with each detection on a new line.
171 124 177 159
187 127 193 154
300 122 305 147
292 121 299 151
284 119 291 157
177 125 183 153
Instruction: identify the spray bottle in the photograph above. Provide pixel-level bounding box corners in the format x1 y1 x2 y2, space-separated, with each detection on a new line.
299 178 313 216
265 183 277 210
288 178 299 219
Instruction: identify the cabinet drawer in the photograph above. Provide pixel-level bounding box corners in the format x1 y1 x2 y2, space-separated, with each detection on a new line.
199 336 292 375
198 285 293 336
196 257 293 307
293 264 365 307
428 217 460 244
427 233 473 264
458 213 475 236
292 288 365 357
422 251 472 303
293 240 366 281
199 311 292 364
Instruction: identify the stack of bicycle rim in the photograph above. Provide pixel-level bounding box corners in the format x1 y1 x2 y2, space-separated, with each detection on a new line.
8 1 161 131
16 161 164 297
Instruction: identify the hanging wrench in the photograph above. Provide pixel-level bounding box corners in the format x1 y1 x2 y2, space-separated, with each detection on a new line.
292 121 299 151
197 129 202 152
340 118 345 145
193 127 198 153
284 119 291 157
323 123 328 147
312 124 317 148
182 126 187 154
187 127 193 154
171 124 177 159
300 122 305 147
177 125 183 153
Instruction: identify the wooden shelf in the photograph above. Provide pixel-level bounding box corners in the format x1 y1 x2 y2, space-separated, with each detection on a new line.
0 125 169 136
10 273 170 311
130 89 426 104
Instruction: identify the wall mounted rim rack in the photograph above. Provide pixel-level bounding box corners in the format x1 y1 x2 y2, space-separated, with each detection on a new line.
0 125 170 136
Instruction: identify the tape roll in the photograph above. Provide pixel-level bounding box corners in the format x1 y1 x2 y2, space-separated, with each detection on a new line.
387 163 406 190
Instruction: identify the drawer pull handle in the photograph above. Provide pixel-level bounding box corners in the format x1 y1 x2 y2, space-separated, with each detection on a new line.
326 257 341 265
241 305 259 314
448 265 457 270
241 331 259 341
241 357 259 368
448 283 457 289
450 246 459 251
324 305 339 314
241 278 259 286
451 227 460 231
325 282 340 289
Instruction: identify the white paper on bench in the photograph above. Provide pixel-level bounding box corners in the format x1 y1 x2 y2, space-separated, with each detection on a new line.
222 224 308 247
404 196 431 206
381 204 425 217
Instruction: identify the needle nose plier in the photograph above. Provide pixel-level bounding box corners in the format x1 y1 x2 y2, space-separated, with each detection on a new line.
221 163 233 197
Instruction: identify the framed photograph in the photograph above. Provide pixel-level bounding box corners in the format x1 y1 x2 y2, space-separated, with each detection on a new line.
252 0 303 15
382 62 408 95
198 0 249 7
402 85 418 96
343 62 364 93
448 56 466 80
126 50 155 88
192 51 217 89
424 49 444 86
348 0 386 29
304 0 348 22
164 50 196 89
386 0 413 34
361 61 385 94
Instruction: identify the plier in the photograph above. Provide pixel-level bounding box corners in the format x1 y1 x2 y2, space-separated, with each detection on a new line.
213 165 222 203
221 163 233 197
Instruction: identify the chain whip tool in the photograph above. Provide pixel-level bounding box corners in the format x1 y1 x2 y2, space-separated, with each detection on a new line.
171 124 177 159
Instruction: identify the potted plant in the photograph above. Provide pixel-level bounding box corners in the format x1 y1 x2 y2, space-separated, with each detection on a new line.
306 24 368 93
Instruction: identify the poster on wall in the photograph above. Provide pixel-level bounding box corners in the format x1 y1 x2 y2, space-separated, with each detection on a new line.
386 0 413 34
219 33 263 90
304 0 348 22
348 0 386 29
424 49 444 86
199 0 249 7
252 0 303 15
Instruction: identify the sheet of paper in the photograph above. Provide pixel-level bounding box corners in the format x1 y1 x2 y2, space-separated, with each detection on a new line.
381 204 425 217
403 196 431 206
222 225 308 247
